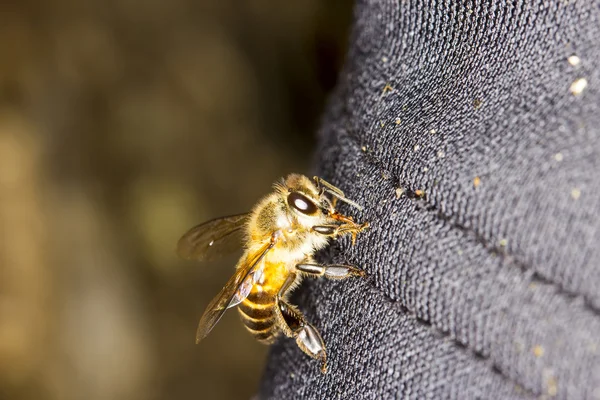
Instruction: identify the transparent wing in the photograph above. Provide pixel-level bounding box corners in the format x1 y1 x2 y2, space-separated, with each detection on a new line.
195 237 277 343
177 213 249 262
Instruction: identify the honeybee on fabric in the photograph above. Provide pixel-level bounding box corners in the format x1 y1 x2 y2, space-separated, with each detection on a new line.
177 174 368 373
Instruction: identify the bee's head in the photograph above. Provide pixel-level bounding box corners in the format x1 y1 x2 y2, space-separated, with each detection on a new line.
277 174 362 225
277 174 324 221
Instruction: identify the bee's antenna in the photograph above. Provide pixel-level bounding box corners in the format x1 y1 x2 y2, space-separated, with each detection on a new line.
313 176 363 211
314 176 343 196
327 190 363 211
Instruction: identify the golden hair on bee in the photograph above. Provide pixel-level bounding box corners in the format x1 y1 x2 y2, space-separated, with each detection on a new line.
177 174 368 373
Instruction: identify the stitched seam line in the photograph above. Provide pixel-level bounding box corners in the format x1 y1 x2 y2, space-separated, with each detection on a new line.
348 280 538 398
316 127 598 397
344 128 600 317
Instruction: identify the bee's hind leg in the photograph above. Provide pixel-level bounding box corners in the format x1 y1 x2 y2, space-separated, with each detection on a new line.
296 263 366 279
275 299 328 374
274 274 327 373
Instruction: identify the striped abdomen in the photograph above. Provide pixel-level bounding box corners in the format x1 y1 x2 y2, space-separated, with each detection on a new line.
237 261 289 343
238 288 278 343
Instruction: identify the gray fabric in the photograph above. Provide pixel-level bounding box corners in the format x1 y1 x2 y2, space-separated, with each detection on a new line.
259 1 600 399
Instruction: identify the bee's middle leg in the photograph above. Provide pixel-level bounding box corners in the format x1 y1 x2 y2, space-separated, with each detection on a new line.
295 263 366 279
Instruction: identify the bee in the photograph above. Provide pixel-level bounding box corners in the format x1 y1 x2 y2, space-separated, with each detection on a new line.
177 174 368 373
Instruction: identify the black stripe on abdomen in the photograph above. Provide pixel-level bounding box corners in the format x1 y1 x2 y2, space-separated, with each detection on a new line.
238 298 273 319
239 311 274 331
246 289 274 305
238 298 276 342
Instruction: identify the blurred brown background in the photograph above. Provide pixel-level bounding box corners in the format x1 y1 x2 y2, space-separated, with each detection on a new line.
0 1 352 399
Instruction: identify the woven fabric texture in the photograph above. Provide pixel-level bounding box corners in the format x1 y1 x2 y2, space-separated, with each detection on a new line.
259 1 600 398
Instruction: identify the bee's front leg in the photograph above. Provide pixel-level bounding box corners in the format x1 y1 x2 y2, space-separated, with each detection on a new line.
312 221 368 245
311 225 339 236
296 263 366 279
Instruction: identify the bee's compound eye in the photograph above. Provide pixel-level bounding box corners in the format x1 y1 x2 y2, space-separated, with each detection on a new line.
288 192 318 215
